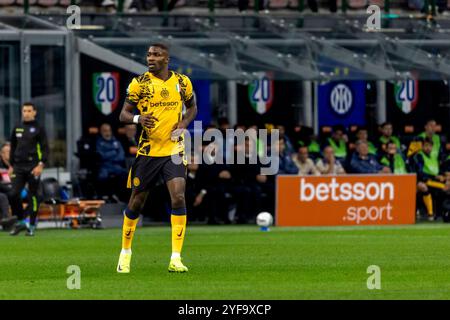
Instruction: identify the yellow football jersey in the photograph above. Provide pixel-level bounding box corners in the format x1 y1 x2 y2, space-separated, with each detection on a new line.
126 71 193 157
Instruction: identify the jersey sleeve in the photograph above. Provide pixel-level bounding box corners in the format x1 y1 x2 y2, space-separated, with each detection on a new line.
125 77 141 105
182 75 194 102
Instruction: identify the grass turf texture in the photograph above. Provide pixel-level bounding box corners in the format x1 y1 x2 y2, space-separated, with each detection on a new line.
1 223 450 299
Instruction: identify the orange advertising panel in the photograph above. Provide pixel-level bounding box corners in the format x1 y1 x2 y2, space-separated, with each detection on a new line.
276 174 417 226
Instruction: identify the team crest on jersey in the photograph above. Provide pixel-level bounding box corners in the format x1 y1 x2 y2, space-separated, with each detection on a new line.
161 87 170 99
133 177 140 187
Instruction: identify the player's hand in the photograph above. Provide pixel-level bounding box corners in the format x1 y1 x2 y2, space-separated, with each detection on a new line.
171 120 188 141
7 167 13 177
139 113 159 129
437 175 445 182
31 163 44 177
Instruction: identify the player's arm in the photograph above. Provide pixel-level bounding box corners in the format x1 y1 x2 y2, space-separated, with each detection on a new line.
119 100 158 129
174 76 198 130
179 96 198 129
171 96 197 141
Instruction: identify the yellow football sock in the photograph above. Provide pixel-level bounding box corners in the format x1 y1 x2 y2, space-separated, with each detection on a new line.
122 215 139 250
171 214 187 256
423 194 433 216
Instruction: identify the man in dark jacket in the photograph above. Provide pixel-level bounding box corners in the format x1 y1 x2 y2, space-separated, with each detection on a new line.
0 142 16 231
9 103 49 236
350 140 391 174
96 123 128 202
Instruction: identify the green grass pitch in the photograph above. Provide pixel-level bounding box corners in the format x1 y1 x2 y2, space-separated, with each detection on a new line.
1 223 450 299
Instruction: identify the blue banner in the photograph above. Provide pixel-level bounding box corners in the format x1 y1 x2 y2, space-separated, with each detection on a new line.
189 80 211 132
318 81 366 128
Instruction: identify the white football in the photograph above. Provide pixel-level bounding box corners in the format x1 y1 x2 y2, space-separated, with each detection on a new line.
256 212 273 227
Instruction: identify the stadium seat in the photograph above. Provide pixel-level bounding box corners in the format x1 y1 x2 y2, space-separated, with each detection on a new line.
39 177 67 227
269 0 289 9
0 0 16 6
36 0 59 6
368 0 384 8
348 0 368 8
16 0 38 4
404 125 415 134
117 127 126 136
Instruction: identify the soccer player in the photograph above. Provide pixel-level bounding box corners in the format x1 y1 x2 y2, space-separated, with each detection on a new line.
116 43 197 273
9 102 48 236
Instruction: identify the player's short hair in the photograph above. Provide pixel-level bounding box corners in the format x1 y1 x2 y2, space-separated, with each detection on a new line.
149 43 169 53
22 102 36 110
380 121 393 128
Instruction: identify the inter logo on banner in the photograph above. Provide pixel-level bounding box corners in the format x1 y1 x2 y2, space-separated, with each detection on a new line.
318 81 366 127
394 77 418 114
93 72 120 115
248 72 274 115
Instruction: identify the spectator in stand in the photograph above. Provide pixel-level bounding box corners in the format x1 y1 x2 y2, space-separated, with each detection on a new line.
196 142 236 224
306 134 321 161
239 0 269 12
185 152 207 223
378 122 402 152
413 138 446 221
444 154 450 173
0 142 16 231
292 146 320 176
324 125 348 165
315 146 346 175
355 127 377 156
379 140 408 174
96 123 128 202
350 140 391 174
416 119 443 161
272 138 298 175
230 137 274 222
119 124 138 169
276 125 295 156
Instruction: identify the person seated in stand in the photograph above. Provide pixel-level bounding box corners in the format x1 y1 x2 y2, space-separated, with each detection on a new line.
354 127 377 156
0 142 16 231
413 138 447 221
415 119 443 161
323 125 348 166
350 140 391 174
119 124 139 169
315 146 346 175
272 138 298 175
292 146 319 176
379 140 408 174
378 122 402 152
96 123 128 202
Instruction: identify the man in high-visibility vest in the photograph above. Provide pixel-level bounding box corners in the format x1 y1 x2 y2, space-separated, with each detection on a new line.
417 119 442 160
378 122 401 152
324 125 348 166
380 140 408 174
414 138 446 221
